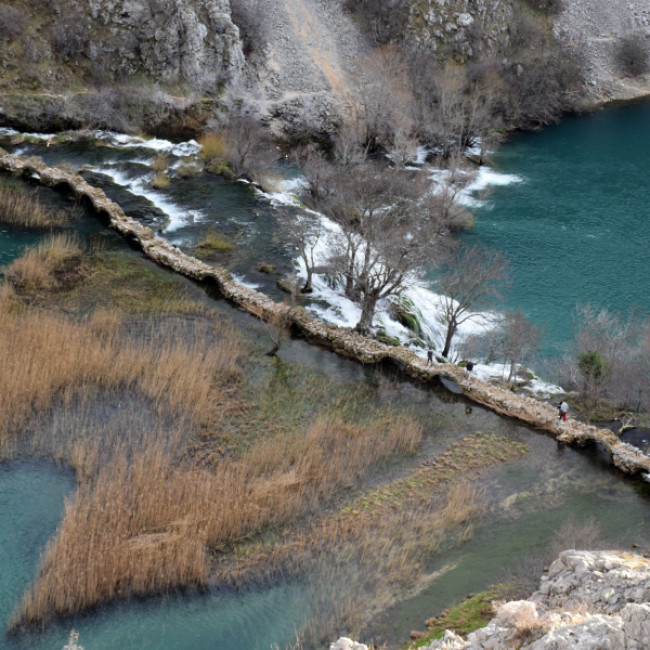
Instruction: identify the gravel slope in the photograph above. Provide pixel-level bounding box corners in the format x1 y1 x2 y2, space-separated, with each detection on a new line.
239 0 371 132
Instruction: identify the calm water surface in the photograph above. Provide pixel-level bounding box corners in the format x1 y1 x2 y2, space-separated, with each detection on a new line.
465 99 650 357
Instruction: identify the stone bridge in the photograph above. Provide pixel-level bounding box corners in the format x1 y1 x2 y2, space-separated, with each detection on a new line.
1 152 648 480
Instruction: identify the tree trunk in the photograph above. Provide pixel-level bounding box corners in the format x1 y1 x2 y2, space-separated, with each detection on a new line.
355 294 378 334
441 323 457 359
301 267 313 293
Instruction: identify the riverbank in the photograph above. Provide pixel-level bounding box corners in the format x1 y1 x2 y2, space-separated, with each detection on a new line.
332 549 650 650
2 151 648 480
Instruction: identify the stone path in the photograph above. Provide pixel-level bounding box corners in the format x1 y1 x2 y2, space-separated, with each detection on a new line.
1 152 649 479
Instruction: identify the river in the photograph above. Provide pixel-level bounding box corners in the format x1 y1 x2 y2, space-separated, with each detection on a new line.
465 98 650 359
1 101 650 649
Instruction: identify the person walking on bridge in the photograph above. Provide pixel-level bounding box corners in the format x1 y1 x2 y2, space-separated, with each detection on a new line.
559 399 568 422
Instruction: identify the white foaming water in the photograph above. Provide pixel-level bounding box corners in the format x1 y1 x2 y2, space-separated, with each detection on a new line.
230 273 260 290
258 162 561 395
89 165 204 231
93 131 200 157
458 167 523 207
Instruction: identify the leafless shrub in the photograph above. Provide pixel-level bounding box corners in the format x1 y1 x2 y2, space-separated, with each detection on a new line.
51 23 88 61
550 515 604 559
343 0 409 45
0 5 27 41
615 35 650 78
520 0 564 17
500 555 547 600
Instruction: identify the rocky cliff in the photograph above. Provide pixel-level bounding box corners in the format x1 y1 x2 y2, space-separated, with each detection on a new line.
0 0 244 133
0 0 648 135
554 0 650 102
330 550 650 650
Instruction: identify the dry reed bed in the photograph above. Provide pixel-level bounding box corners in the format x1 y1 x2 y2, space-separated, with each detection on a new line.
208 433 525 645
0 239 425 630
214 432 523 589
0 283 239 458
13 415 422 628
0 183 66 228
4 233 88 296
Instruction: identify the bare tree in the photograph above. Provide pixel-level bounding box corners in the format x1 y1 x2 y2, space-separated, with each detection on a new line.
222 113 275 180
409 58 504 160
491 310 542 383
435 245 509 359
277 208 323 293
302 157 453 333
352 47 415 153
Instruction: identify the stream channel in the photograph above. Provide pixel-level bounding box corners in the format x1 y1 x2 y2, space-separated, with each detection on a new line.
1 99 650 649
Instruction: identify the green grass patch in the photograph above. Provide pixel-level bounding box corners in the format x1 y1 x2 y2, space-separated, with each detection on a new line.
406 585 511 648
340 432 528 518
57 250 207 315
196 232 236 256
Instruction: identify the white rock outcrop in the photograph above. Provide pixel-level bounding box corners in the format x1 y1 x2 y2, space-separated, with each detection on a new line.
329 551 650 650
417 550 650 650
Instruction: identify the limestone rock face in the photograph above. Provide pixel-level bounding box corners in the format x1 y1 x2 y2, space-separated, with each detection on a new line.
419 551 650 650
43 0 243 93
407 0 514 61
554 0 650 101
329 551 650 650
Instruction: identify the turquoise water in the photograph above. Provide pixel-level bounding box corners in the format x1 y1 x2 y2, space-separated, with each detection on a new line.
465 99 650 358
0 180 108 268
0 462 308 650
2 108 650 648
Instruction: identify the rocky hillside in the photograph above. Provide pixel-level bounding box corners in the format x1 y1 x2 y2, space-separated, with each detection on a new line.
0 0 648 136
331 550 650 650
555 0 650 101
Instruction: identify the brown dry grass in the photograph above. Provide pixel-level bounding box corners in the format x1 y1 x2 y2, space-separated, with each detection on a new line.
0 184 65 228
0 284 240 459
199 132 226 162
14 415 422 627
3 233 88 296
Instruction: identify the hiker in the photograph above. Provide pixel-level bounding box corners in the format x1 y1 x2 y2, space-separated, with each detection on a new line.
559 399 568 422
427 348 433 364
465 360 474 382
